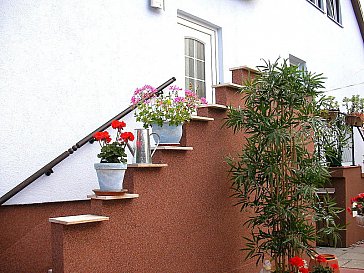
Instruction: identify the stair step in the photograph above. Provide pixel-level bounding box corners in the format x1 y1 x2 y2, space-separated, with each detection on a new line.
49 214 109 225
212 83 243 89
191 115 214 121
198 104 228 110
229 65 260 74
87 193 139 200
155 146 193 151
127 163 168 168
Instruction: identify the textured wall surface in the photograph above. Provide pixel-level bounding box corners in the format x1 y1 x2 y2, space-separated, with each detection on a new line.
328 166 364 247
0 85 259 273
0 0 363 204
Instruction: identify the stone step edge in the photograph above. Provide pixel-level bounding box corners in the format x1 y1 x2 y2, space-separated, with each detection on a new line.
191 115 214 121
154 146 193 151
229 65 260 74
212 82 243 89
87 193 139 200
49 214 109 225
128 163 168 168
198 104 227 110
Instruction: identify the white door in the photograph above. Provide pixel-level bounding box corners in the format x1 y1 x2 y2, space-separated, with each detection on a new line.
177 17 217 104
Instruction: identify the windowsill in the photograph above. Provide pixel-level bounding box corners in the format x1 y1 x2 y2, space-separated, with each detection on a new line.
306 0 325 13
327 15 343 28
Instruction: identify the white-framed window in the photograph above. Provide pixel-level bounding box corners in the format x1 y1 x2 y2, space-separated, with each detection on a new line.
326 0 342 24
184 38 206 98
307 0 324 11
289 54 307 71
177 15 219 103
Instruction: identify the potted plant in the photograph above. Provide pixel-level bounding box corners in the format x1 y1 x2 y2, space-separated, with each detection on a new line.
347 192 364 227
131 85 207 144
319 96 340 122
93 120 134 192
342 95 364 127
225 59 343 273
289 255 340 273
314 113 351 167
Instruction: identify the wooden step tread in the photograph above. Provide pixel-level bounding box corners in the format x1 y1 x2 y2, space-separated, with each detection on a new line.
155 146 193 151
212 83 243 89
127 163 168 168
191 115 214 121
87 193 139 200
198 104 227 110
49 214 109 225
229 65 260 74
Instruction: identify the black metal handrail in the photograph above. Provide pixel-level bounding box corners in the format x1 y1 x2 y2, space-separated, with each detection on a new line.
0 77 176 205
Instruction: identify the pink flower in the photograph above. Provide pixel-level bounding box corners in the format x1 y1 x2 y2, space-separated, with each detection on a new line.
174 97 186 103
201 97 208 104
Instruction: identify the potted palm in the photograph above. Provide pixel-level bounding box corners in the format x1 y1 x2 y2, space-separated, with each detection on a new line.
225 59 343 273
131 85 207 144
93 120 134 192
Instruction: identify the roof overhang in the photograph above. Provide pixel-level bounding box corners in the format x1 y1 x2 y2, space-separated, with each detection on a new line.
351 0 364 43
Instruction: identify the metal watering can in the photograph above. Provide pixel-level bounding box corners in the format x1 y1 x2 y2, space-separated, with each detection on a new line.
127 128 160 164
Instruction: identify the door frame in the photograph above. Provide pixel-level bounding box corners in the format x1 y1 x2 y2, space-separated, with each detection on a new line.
177 14 219 104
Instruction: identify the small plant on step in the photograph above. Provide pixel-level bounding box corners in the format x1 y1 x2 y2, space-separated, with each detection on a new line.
93 120 134 163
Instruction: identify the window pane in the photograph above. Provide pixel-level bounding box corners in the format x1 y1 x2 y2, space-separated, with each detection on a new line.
185 38 194 57
196 60 205 80
195 80 206 98
185 57 194 77
195 41 205 60
185 78 195 91
327 0 334 17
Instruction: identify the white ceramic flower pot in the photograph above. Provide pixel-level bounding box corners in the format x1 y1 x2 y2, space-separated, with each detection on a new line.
94 163 127 191
151 122 183 144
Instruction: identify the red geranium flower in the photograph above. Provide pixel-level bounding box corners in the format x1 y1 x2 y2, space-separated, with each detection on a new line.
120 132 135 142
93 131 111 142
331 263 339 269
299 267 309 273
315 255 327 263
289 256 305 268
111 120 126 129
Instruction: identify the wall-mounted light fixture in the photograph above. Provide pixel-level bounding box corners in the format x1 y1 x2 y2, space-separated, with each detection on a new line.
151 0 164 9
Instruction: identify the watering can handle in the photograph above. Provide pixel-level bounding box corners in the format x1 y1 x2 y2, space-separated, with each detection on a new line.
150 133 160 158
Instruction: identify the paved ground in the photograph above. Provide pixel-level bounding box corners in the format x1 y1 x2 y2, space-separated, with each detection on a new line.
317 241 364 272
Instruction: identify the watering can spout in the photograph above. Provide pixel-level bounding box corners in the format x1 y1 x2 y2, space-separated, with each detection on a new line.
126 142 135 156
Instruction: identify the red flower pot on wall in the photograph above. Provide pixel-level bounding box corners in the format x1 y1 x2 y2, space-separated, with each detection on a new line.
308 254 340 273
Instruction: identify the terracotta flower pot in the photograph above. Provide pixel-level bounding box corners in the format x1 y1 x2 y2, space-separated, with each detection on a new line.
308 254 340 273
345 115 363 127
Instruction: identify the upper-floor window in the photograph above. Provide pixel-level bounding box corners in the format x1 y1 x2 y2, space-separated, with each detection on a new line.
326 0 342 24
289 54 307 71
308 0 324 10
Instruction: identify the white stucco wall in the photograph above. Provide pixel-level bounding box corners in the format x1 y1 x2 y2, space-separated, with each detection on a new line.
1 0 363 205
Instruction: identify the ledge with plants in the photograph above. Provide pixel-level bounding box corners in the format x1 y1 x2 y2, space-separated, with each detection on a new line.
131 84 207 144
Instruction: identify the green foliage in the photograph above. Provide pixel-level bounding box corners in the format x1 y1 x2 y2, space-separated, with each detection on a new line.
98 141 128 163
131 85 206 128
312 113 351 167
225 58 343 272
342 94 364 114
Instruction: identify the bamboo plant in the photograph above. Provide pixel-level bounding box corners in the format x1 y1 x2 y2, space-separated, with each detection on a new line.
225 59 343 273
